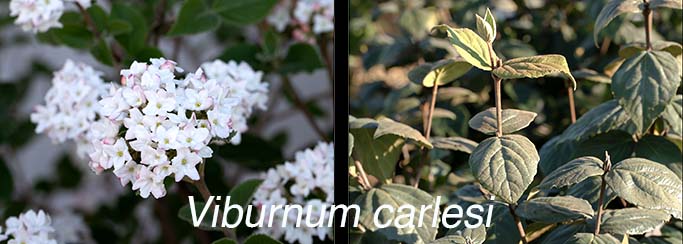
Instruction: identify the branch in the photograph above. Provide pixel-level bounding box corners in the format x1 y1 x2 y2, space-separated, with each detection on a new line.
353 160 372 190
643 2 653 51
75 2 121 68
594 152 612 235
509 205 528 244
413 83 439 188
280 74 329 140
566 80 576 124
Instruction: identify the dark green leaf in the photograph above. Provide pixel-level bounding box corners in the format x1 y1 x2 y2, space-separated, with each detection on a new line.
110 3 148 53
212 0 278 25
635 134 683 179
661 95 682 137
212 238 237 244
606 158 683 219
177 201 223 231
611 51 681 134
598 208 671 235
594 0 643 46
375 117 432 148
87 5 108 31
493 54 577 89
168 0 221 36
280 43 324 74
566 233 621 244
90 39 114 65
244 234 282 244
431 137 478 154
350 126 403 182
567 176 617 211
469 135 540 203
468 107 537 135
516 196 594 223
226 179 262 224
356 184 437 244
574 131 635 163
539 156 604 190
107 19 132 35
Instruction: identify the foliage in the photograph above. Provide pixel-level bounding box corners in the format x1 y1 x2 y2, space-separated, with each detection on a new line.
349 0 682 243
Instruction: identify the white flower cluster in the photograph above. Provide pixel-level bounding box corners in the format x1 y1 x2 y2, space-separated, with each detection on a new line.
88 58 268 199
252 142 334 244
0 210 57 244
30 59 107 157
200 60 269 144
267 0 334 41
8 0 91 33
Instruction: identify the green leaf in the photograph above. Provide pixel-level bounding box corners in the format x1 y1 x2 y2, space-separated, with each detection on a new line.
539 156 605 189
210 133 283 170
212 0 278 25
432 25 497 71
567 233 621 244
619 41 683 59
177 201 223 231
430 137 478 154
399 8 438 40
350 125 404 182
605 157 683 219
110 3 148 53
280 43 324 73
168 0 221 36
468 107 537 135
422 59 472 87
375 117 432 149
493 54 577 89
572 69 612 84
661 95 682 137
226 179 262 224
475 14 494 43
516 196 594 223
612 51 681 134
635 134 683 179
244 234 282 244
86 5 108 31
437 87 479 106
262 29 280 57
469 135 540 203
539 100 638 175
212 238 237 244
594 0 643 46
107 19 133 35
650 0 683 9
219 43 262 68
598 208 672 235
574 131 635 163
482 8 496 42
430 225 486 244
567 176 617 211
408 63 433 85
0 158 12 202
90 39 114 65
356 184 437 244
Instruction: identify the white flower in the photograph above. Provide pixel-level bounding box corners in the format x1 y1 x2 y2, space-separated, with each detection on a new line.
267 0 292 32
87 58 268 199
267 0 333 35
113 160 140 186
104 138 132 170
313 14 334 34
252 142 334 243
171 148 202 182
2 210 57 244
30 60 106 157
142 90 175 116
132 166 166 199
9 0 64 33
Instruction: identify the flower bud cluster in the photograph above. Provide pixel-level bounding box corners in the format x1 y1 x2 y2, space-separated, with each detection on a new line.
267 0 334 42
0 210 57 244
30 60 107 157
252 142 334 244
88 58 268 199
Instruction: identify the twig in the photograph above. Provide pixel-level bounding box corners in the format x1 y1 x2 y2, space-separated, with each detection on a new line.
509 204 528 244
486 42 504 137
191 162 236 239
353 160 372 190
316 35 334 90
566 80 576 124
594 152 612 235
280 74 329 140
643 1 653 51
74 2 121 68
154 200 180 244
413 83 439 188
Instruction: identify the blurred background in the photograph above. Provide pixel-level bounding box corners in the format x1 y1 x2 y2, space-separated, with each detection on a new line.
0 0 333 243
